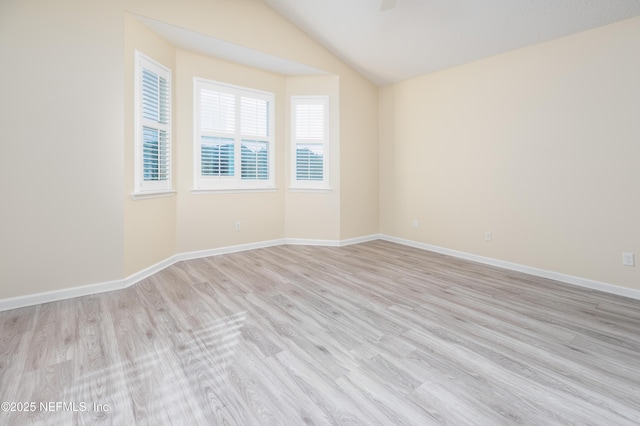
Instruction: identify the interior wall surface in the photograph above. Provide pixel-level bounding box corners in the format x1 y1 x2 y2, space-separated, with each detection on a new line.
379 16 640 290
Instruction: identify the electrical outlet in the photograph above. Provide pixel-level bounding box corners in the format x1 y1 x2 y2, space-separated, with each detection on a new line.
412 219 419 229
622 253 635 267
235 221 241 231
484 231 492 242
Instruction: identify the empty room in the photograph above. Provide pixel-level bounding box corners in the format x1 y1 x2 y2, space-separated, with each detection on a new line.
1 0 639 424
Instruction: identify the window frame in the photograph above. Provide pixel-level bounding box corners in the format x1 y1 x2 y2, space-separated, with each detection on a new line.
193 77 275 192
133 50 173 196
290 96 330 190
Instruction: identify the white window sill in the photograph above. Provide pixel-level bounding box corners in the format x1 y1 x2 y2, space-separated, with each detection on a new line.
131 190 176 200
191 187 279 195
288 187 333 193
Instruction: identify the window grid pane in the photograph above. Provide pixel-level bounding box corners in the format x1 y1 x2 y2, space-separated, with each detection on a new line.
200 89 236 133
142 69 160 122
241 97 269 137
201 136 235 177
296 144 323 181
158 76 169 125
143 127 168 181
295 104 324 139
241 140 269 180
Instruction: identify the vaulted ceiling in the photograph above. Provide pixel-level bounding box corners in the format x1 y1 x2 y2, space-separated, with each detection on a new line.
262 0 640 85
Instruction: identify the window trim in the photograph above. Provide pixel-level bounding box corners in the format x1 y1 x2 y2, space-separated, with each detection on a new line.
193 77 276 192
133 50 173 196
290 96 330 190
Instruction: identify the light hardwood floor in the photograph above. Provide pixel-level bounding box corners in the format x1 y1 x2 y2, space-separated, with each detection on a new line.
1 241 640 425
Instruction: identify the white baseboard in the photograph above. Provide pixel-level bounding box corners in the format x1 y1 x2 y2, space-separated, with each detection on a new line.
284 238 342 247
0 239 287 312
124 255 178 287
284 234 380 247
0 236 380 312
3 233 637 312
379 234 640 301
338 234 381 246
176 239 286 262
0 278 127 312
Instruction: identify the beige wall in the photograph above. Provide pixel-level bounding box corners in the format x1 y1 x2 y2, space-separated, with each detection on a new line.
284 75 341 241
340 74 379 239
0 0 378 300
124 14 177 276
125 0 380 242
175 51 286 253
0 0 125 299
11 0 635 300
379 16 640 290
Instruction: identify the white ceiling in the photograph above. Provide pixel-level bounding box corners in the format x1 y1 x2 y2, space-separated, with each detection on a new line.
262 0 640 85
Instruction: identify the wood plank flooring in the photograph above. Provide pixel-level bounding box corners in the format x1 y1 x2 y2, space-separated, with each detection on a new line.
1 240 640 425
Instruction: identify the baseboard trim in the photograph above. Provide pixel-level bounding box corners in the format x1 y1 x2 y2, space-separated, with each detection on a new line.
0 236 381 312
0 278 126 312
338 234 381 246
4 233 637 312
124 255 178 288
284 238 341 247
283 234 380 247
379 234 640 301
176 239 286 262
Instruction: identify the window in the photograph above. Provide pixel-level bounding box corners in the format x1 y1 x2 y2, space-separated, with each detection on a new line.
134 51 172 195
290 96 329 189
194 78 275 191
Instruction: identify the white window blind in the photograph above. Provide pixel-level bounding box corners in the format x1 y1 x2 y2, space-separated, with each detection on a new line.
200 89 235 133
241 97 269 137
194 78 274 191
291 96 329 189
135 52 172 194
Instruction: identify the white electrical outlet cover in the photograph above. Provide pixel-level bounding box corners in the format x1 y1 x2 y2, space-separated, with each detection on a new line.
622 253 635 266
